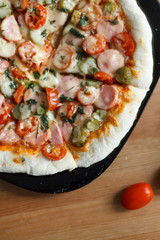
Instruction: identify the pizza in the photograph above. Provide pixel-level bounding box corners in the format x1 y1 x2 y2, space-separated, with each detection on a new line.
0 0 153 175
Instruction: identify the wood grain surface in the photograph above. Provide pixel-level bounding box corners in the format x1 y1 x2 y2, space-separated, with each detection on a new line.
0 80 160 240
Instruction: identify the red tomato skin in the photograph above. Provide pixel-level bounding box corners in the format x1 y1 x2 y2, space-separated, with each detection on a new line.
45 87 59 111
13 85 26 104
113 32 136 56
42 143 67 161
25 3 47 30
121 183 154 210
94 71 114 84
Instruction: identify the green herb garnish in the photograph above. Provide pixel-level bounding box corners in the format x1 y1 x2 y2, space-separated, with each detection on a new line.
9 82 17 90
5 68 13 81
41 29 47 37
77 106 84 114
108 16 119 25
69 28 85 38
59 94 74 102
58 7 69 13
41 114 49 131
33 71 41 79
0 4 7 8
27 99 37 106
79 14 89 26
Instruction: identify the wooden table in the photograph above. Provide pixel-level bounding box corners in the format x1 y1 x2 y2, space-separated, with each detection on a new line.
0 80 160 240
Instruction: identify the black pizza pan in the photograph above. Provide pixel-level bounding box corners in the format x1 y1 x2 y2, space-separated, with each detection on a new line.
0 0 160 193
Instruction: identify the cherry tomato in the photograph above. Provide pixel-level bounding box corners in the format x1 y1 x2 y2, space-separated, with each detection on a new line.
16 116 39 137
52 46 73 71
80 3 102 31
67 102 76 118
45 87 59 111
83 34 106 55
13 0 29 11
25 3 47 30
11 67 27 79
121 183 154 210
42 143 67 161
18 41 37 67
13 85 26 104
94 72 114 84
113 32 136 56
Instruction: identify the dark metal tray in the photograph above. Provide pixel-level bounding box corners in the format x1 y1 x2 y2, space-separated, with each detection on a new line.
0 0 160 193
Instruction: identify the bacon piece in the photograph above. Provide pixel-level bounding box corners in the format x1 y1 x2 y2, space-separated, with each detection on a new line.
97 19 124 42
1 15 22 42
97 49 124 77
94 85 119 110
0 121 21 144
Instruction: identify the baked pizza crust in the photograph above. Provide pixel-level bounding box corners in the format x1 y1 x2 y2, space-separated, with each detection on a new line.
119 0 153 89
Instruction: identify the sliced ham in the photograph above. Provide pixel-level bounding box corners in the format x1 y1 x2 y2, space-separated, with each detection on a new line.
57 75 81 99
49 122 63 145
97 19 124 42
24 128 50 147
24 85 48 113
0 121 21 144
97 49 124 77
1 15 22 42
61 122 73 143
94 85 119 110
0 59 10 73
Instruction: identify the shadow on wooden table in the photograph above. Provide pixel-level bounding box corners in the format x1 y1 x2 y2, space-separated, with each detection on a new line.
112 189 126 212
0 178 58 198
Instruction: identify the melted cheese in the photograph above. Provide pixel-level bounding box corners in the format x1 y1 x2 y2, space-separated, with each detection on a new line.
0 0 12 19
38 70 60 88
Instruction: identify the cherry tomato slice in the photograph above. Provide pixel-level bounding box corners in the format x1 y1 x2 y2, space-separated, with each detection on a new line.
94 72 114 84
25 3 47 30
67 102 76 118
45 87 59 111
83 34 106 55
13 0 29 11
18 41 37 67
113 32 136 56
121 183 154 210
42 143 67 161
80 3 102 31
11 67 27 79
13 85 26 104
52 46 73 71
16 116 39 137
